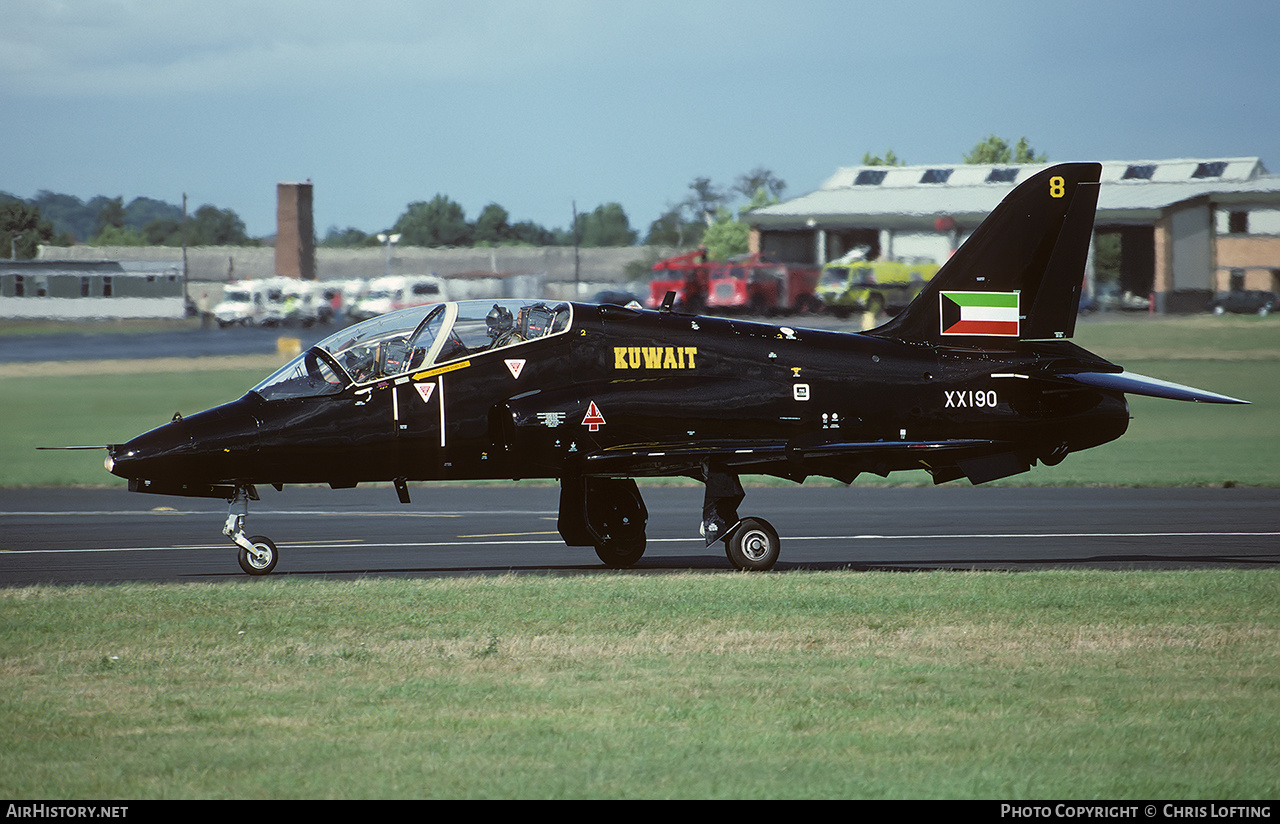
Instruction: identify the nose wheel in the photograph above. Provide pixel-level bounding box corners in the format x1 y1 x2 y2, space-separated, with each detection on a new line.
237 535 279 576
223 485 279 576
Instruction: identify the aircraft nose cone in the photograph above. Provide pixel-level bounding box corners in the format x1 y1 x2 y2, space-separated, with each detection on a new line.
107 419 194 480
108 397 260 483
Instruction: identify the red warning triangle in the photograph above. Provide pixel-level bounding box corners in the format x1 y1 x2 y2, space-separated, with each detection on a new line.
414 382 436 403
505 359 526 379
582 401 606 431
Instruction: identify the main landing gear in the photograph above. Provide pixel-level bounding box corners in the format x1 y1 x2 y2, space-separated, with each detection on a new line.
558 477 649 569
558 467 781 572
223 485 279 576
701 466 781 572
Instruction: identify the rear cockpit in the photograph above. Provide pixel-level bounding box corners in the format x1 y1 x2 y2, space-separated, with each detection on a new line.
252 299 572 401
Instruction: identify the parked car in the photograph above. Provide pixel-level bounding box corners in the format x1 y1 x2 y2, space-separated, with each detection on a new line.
1084 285 1150 313
1211 290 1276 316
589 290 644 308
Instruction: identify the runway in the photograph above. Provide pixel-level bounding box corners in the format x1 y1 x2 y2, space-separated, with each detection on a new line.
2 484 1277 585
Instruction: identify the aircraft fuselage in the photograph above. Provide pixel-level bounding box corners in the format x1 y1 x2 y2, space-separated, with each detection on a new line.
110 302 1129 495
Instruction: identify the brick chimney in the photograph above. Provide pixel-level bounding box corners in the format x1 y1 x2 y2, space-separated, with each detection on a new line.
275 181 315 279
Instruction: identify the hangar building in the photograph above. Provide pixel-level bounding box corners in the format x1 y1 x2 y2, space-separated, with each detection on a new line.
747 157 1280 313
0 259 186 319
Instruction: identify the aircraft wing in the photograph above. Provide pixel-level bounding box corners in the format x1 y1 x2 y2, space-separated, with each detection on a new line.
582 437 1006 480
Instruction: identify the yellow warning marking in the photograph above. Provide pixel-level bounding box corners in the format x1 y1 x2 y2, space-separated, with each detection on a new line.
413 360 470 381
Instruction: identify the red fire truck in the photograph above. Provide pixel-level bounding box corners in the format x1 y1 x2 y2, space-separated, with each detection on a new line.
646 248 712 311
705 253 821 315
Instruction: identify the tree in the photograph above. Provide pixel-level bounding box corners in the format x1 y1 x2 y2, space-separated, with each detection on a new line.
320 226 377 247
649 167 786 257
472 203 511 245
142 218 184 246
508 220 556 246
862 149 904 166
644 205 705 248
18 190 239 244
187 204 251 245
394 195 471 247
963 135 1047 164
90 225 147 246
575 202 638 247
124 197 182 231
700 185 782 262
0 200 57 259
650 168 785 249
32 191 98 241
700 207 751 261
94 196 126 237
684 177 727 226
734 167 786 201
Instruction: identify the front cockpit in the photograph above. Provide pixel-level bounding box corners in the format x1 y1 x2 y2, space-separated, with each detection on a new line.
251 299 573 401
107 299 574 495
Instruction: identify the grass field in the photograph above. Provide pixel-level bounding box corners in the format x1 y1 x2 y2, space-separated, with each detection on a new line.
2 571 1277 799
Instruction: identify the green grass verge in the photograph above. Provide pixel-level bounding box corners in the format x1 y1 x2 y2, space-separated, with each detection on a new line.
1 571 1276 799
3 368 262 487
4 316 1276 487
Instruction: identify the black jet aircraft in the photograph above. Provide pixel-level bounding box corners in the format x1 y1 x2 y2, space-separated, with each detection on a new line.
94 163 1246 574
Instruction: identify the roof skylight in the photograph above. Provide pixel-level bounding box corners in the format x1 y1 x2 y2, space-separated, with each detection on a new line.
1123 164 1156 180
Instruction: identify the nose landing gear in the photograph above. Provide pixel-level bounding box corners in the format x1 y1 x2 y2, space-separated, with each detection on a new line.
223 485 279 576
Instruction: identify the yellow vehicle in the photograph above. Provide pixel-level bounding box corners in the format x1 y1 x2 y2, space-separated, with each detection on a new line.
816 257 940 317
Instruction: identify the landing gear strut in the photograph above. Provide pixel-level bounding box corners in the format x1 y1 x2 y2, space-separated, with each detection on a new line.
559 477 648 568
703 464 780 571
223 485 278 576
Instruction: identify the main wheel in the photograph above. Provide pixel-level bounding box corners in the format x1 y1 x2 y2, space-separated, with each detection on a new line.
725 518 780 571
594 537 646 569
237 535 279 576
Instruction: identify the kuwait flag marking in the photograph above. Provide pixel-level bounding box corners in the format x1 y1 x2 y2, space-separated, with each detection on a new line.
940 291 1020 337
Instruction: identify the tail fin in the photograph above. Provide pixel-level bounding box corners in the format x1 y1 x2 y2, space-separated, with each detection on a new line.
869 162 1101 346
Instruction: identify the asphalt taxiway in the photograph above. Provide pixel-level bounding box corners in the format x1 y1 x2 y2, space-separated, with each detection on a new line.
2 484 1276 585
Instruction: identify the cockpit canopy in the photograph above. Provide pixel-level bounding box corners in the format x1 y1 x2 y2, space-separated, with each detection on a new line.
252 299 572 401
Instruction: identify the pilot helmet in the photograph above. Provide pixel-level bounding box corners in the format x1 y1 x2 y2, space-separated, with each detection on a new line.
486 303 514 338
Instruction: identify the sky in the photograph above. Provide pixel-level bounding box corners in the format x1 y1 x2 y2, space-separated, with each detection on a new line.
3 0 1279 240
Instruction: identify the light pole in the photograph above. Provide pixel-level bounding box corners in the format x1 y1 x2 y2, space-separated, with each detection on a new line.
376 232 400 277
10 233 22 259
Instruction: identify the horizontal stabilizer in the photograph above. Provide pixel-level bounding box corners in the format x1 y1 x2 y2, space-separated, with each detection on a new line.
1059 371 1249 404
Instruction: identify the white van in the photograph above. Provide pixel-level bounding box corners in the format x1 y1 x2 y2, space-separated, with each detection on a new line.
350 275 447 320
213 281 270 327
